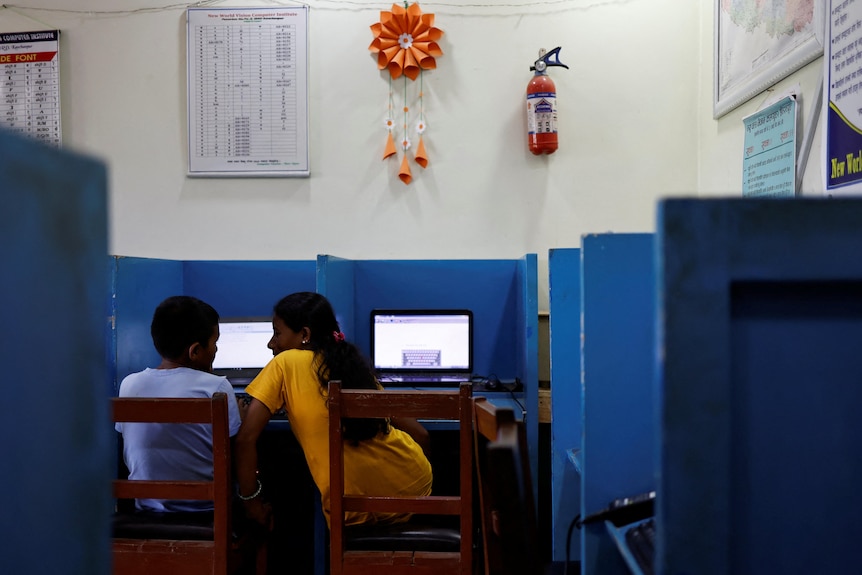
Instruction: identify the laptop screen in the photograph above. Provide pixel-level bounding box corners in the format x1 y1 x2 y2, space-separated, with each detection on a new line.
213 317 273 378
370 309 473 375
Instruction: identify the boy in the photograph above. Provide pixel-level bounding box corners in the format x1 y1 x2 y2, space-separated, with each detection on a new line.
116 295 242 512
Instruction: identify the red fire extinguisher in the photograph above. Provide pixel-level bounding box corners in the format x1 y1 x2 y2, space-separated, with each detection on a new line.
526 47 568 155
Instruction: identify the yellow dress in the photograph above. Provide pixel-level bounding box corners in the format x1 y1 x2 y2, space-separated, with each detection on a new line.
245 349 433 526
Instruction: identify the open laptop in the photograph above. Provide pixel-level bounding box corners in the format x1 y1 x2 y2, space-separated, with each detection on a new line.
212 316 273 388
370 309 473 385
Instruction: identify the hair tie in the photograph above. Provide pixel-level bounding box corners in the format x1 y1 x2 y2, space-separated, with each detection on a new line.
333 331 345 342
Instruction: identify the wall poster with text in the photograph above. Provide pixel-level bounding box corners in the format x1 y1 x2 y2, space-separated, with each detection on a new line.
0 30 61 147
824 0 862 195
187 7 309 177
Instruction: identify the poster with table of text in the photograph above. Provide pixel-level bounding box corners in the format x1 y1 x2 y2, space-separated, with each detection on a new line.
187 7 309 177
0 30 61 147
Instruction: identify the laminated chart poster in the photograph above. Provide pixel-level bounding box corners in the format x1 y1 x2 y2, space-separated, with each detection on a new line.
742 95 798 198
0 30 61 146
824 0 862 195
187 7 309 177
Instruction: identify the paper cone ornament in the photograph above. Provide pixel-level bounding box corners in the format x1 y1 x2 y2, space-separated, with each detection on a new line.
370 3 443 184
398 154 413 184
369 3 443 81
383 131 397 160
414 136 428 168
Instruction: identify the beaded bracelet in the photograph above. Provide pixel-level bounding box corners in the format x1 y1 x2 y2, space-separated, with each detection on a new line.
237 479 262 501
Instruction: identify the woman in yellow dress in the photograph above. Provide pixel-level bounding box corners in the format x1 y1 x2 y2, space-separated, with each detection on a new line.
234 292 432 530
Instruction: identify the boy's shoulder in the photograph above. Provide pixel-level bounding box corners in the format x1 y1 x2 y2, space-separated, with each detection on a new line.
119 367 233 397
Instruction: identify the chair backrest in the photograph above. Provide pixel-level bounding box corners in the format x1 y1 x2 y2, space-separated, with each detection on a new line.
111 393 231 575
328 380 473 575
473 398 540 575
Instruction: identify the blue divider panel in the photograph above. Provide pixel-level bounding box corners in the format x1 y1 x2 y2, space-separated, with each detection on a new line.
658 199 862 575
548 248 582 562
581 234 656 575
0 130 110 575
517 254 540 496
111 257 315 386
351 260 521 378
184 260 316 317
316 254 357 340
316 255 538 486
112 257 183 385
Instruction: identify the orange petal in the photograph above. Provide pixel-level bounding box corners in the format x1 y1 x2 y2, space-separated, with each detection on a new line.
409 45 436 69
378 45 401 69
414 26 444 43
399 154 413 184
388 49 406 79
368 37 382 52
383 132 396 160
379 11 401 37
370 22 382 36
413 41 441 58
414 137 428 168
381 22 401 38
403 49 420 81
391 5 407 31
406 3 422 33
377 37 399 50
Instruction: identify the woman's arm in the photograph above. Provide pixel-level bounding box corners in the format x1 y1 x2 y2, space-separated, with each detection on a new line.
235 398 274 528
390 416 431 457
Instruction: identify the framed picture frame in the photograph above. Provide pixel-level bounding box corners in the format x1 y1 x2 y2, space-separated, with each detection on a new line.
714 0 824 119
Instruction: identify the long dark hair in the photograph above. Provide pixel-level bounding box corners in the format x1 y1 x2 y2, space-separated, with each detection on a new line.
273 292 387 443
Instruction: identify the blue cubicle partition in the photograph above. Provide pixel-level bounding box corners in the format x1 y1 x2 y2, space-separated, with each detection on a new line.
548 248 582 563
109 257 316 387
580 234 656 575
0 130 111 575
657 199 862 575
316 254 540 485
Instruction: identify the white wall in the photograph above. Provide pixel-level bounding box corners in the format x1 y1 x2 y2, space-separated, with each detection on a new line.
3 0 702 310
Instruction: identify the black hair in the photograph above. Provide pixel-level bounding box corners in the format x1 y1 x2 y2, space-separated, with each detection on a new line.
273 292 387 443
151 295 219 360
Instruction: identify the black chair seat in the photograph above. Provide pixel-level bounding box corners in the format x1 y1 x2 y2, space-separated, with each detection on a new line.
112 510 215 541
345 520 460 552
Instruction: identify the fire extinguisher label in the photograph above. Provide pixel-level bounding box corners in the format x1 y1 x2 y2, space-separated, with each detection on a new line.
527 93 557 135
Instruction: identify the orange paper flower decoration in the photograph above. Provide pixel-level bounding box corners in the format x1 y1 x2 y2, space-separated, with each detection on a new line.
369 3 443 81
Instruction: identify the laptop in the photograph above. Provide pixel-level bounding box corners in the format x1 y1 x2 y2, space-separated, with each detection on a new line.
370 309 473 385
212 316 273 388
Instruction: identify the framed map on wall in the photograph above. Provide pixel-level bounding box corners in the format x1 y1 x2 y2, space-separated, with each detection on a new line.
714 0 824 119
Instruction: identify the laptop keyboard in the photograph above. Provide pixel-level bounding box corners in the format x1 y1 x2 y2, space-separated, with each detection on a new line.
401 349 442 367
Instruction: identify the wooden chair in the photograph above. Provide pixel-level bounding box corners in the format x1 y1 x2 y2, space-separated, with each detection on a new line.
327 380 474 575
473 398 541 575
111 392 266 575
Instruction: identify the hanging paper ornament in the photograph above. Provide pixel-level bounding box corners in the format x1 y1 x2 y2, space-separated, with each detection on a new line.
383 132 397 160
370 2 443 184
414 136 428 169
369 3 443 81
399 154 413 184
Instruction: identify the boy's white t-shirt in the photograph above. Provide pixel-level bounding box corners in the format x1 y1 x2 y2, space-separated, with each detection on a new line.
116 367 241 512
